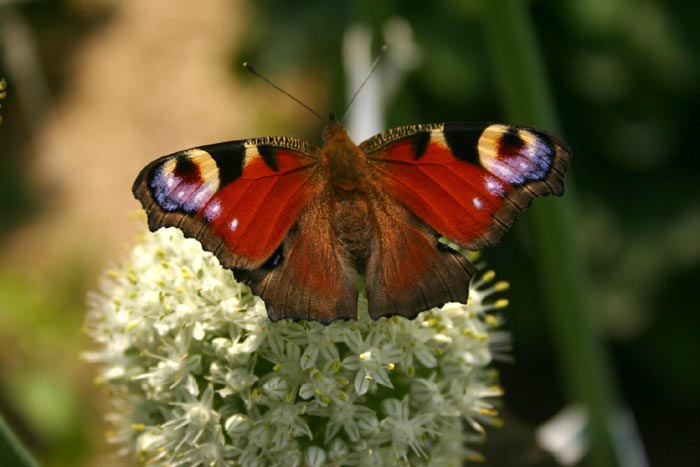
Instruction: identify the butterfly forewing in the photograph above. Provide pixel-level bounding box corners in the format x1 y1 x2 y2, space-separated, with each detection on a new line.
361 122 571 250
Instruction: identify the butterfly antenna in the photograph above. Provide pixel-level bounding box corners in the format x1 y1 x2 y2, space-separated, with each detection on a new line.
341 45 387 122
243 62 325 122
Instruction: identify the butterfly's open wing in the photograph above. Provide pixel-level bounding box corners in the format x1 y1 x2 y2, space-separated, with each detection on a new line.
133 136 320 270
362 123 571 250
360 122 570 318
133 136 359 323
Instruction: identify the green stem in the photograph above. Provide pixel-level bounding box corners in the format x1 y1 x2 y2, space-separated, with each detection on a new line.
0 414 41 467
481 1 620 466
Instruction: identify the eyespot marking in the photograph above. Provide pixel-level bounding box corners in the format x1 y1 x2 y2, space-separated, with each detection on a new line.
478 124 554 185
150 150 220 213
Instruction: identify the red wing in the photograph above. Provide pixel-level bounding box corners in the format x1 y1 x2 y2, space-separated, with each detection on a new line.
133 137 319 269
361 123 571 249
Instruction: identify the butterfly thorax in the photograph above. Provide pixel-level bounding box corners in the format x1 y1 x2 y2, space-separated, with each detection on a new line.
321 118 368 193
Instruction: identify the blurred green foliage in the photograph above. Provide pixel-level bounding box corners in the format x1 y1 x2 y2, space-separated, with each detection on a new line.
0 260 94 467
1 0 698 466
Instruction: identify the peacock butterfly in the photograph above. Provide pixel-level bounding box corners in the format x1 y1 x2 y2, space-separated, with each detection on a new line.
133 115 571 323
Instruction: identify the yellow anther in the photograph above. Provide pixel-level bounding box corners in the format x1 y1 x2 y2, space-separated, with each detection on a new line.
485 315 500 327
126 272 138 284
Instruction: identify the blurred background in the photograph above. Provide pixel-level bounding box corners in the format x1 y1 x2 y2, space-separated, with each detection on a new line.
0 0 698 466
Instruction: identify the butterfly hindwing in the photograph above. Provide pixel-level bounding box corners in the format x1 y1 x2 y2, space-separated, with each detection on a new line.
234 191 358 323
132 137 319 270
361 122 571 250
364 190 476 320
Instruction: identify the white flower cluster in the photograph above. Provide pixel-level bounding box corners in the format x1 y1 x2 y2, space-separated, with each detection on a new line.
86 225 510 467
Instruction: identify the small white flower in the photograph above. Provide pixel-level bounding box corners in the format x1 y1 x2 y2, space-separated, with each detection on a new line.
341 328 402 395
378 397 437 460
321 394 377 442
86 226 510 466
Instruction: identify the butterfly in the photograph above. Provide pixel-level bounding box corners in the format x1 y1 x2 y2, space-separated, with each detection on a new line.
133 115 571 323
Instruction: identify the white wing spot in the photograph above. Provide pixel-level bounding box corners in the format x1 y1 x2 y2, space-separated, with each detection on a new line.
473 197 483 209
204 200 222 222
230 218 239 231
485 175 505 197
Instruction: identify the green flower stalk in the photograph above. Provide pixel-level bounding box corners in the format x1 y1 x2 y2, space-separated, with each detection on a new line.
86 222 510 466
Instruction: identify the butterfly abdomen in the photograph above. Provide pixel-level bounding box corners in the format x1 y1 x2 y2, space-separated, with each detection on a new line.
331 190 373 271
